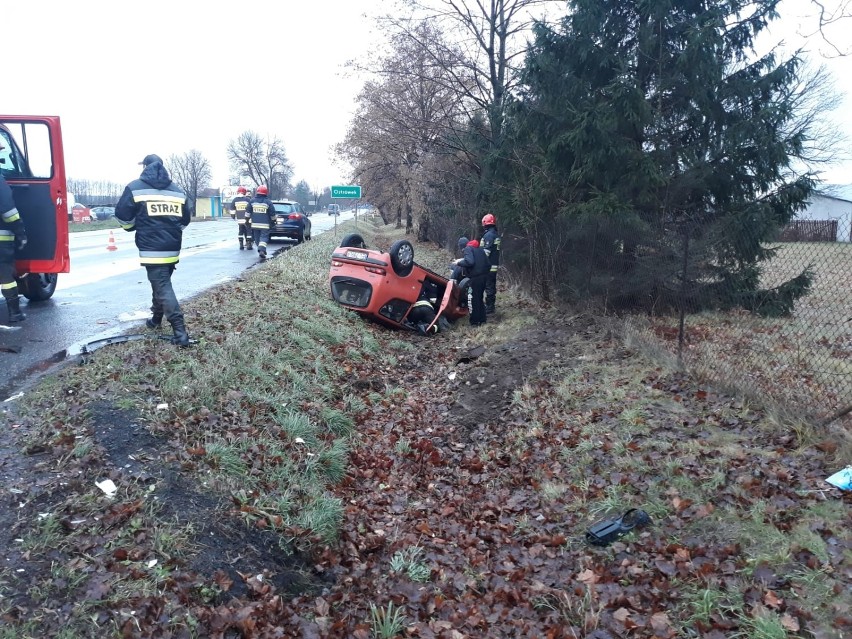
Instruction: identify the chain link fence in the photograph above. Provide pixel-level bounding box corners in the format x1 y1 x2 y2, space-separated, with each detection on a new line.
503 210 852 424
625 217 851 423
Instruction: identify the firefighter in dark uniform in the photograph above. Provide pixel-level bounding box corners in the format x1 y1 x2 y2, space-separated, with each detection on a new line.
248 185 276 261
453 237 490 326
229 186 252 250
115 154 192 347
480 213 501 314
0 174 27 323
408 291 440 335
407 281 450 335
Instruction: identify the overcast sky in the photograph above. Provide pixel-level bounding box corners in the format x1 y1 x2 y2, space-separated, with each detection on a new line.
4 0 382 191
4 0 851 192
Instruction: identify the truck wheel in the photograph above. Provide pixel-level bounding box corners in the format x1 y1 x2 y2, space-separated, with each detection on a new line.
18 273 58 301
340 234 366 248
389 240 414 276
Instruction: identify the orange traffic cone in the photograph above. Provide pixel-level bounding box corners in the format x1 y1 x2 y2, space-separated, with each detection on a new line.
106 231 118 251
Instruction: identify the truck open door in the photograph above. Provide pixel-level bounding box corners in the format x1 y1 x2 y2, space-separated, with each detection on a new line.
0 116 69 301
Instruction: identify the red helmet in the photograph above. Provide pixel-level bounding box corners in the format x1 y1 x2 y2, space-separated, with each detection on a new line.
467 239 480 248
237 186 247 195
256 185 268 196
482 213 496 226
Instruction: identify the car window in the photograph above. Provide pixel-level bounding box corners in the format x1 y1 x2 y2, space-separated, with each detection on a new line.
0 129 30 178
275 203 294 213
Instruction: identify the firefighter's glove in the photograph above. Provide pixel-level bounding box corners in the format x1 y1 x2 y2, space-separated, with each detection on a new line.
15 235 27 251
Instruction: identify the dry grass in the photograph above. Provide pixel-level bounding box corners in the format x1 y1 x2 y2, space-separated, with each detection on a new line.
626 241 852 425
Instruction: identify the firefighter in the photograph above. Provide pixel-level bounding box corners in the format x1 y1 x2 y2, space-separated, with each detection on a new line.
452 237 490 327
480 213 501 314
408 282 451 335
248 185 276 261
0 173 27 323
408 290 440 335
115 154 192 347
229 186 252 250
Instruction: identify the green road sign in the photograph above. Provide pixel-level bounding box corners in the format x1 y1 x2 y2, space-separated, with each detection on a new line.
331 185 361 199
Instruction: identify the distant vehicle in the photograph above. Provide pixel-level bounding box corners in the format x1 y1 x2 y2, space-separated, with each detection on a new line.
327 203 340 216
328 234 468 333
89 206 116 221
270 200 312 244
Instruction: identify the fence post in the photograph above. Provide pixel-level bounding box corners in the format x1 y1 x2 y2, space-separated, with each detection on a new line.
677 230 690 365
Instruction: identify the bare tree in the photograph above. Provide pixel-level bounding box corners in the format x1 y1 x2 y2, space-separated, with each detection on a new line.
339 21 465 237
378 0 554 151
799 0 852 56
166 150 212 215
66 178 124 204
227 131 293 199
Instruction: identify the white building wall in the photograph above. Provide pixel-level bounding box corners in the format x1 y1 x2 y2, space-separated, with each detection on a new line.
796 193 852 242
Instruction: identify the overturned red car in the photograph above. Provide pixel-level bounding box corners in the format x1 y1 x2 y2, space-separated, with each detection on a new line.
328 234 468 332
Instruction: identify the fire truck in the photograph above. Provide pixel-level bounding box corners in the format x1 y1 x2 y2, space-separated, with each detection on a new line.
0 116 69 300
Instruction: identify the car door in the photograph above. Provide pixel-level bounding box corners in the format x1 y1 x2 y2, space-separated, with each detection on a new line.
0 116 70 298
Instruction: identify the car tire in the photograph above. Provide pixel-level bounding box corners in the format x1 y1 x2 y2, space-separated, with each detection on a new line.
340 234 366 249
17 273 58 301
297 231 304 244
389 239 414 276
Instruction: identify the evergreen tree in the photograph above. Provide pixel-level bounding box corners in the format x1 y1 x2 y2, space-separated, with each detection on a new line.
500 0 817 314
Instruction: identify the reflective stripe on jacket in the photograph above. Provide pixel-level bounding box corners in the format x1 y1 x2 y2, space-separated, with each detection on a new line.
0 175 25 269
230 196 251 224
115 162 190 266
481 226 501 271
248 196 276 229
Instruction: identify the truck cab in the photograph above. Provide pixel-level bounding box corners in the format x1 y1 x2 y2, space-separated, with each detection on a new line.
0 116 69 300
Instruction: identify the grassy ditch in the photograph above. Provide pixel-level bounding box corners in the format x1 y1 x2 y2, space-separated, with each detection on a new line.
0 222 415 635
0 222 848 638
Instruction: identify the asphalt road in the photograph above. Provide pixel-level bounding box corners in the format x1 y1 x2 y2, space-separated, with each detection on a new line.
0 210 356 398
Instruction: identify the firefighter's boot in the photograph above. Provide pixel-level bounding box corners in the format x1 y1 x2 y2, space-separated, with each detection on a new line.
246 239 253 250
169 317 190 348
146 307 163 329
6 296 26 323
239 237 245 250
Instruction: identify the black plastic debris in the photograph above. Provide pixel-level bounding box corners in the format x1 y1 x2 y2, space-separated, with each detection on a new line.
585 508 651 546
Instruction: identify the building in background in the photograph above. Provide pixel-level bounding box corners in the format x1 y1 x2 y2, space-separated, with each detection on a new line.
781 185 852 243
194 187 223 218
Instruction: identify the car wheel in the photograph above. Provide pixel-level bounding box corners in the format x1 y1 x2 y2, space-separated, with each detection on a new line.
340 234 366 248
297 231 304 244
389 239 414 276
17 273 58 301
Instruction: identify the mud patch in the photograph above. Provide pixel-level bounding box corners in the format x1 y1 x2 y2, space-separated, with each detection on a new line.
450 312 598 431
89 402 325 599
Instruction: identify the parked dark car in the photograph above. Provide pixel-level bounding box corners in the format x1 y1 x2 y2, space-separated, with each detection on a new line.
270 200 311 243
89 206 116 221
